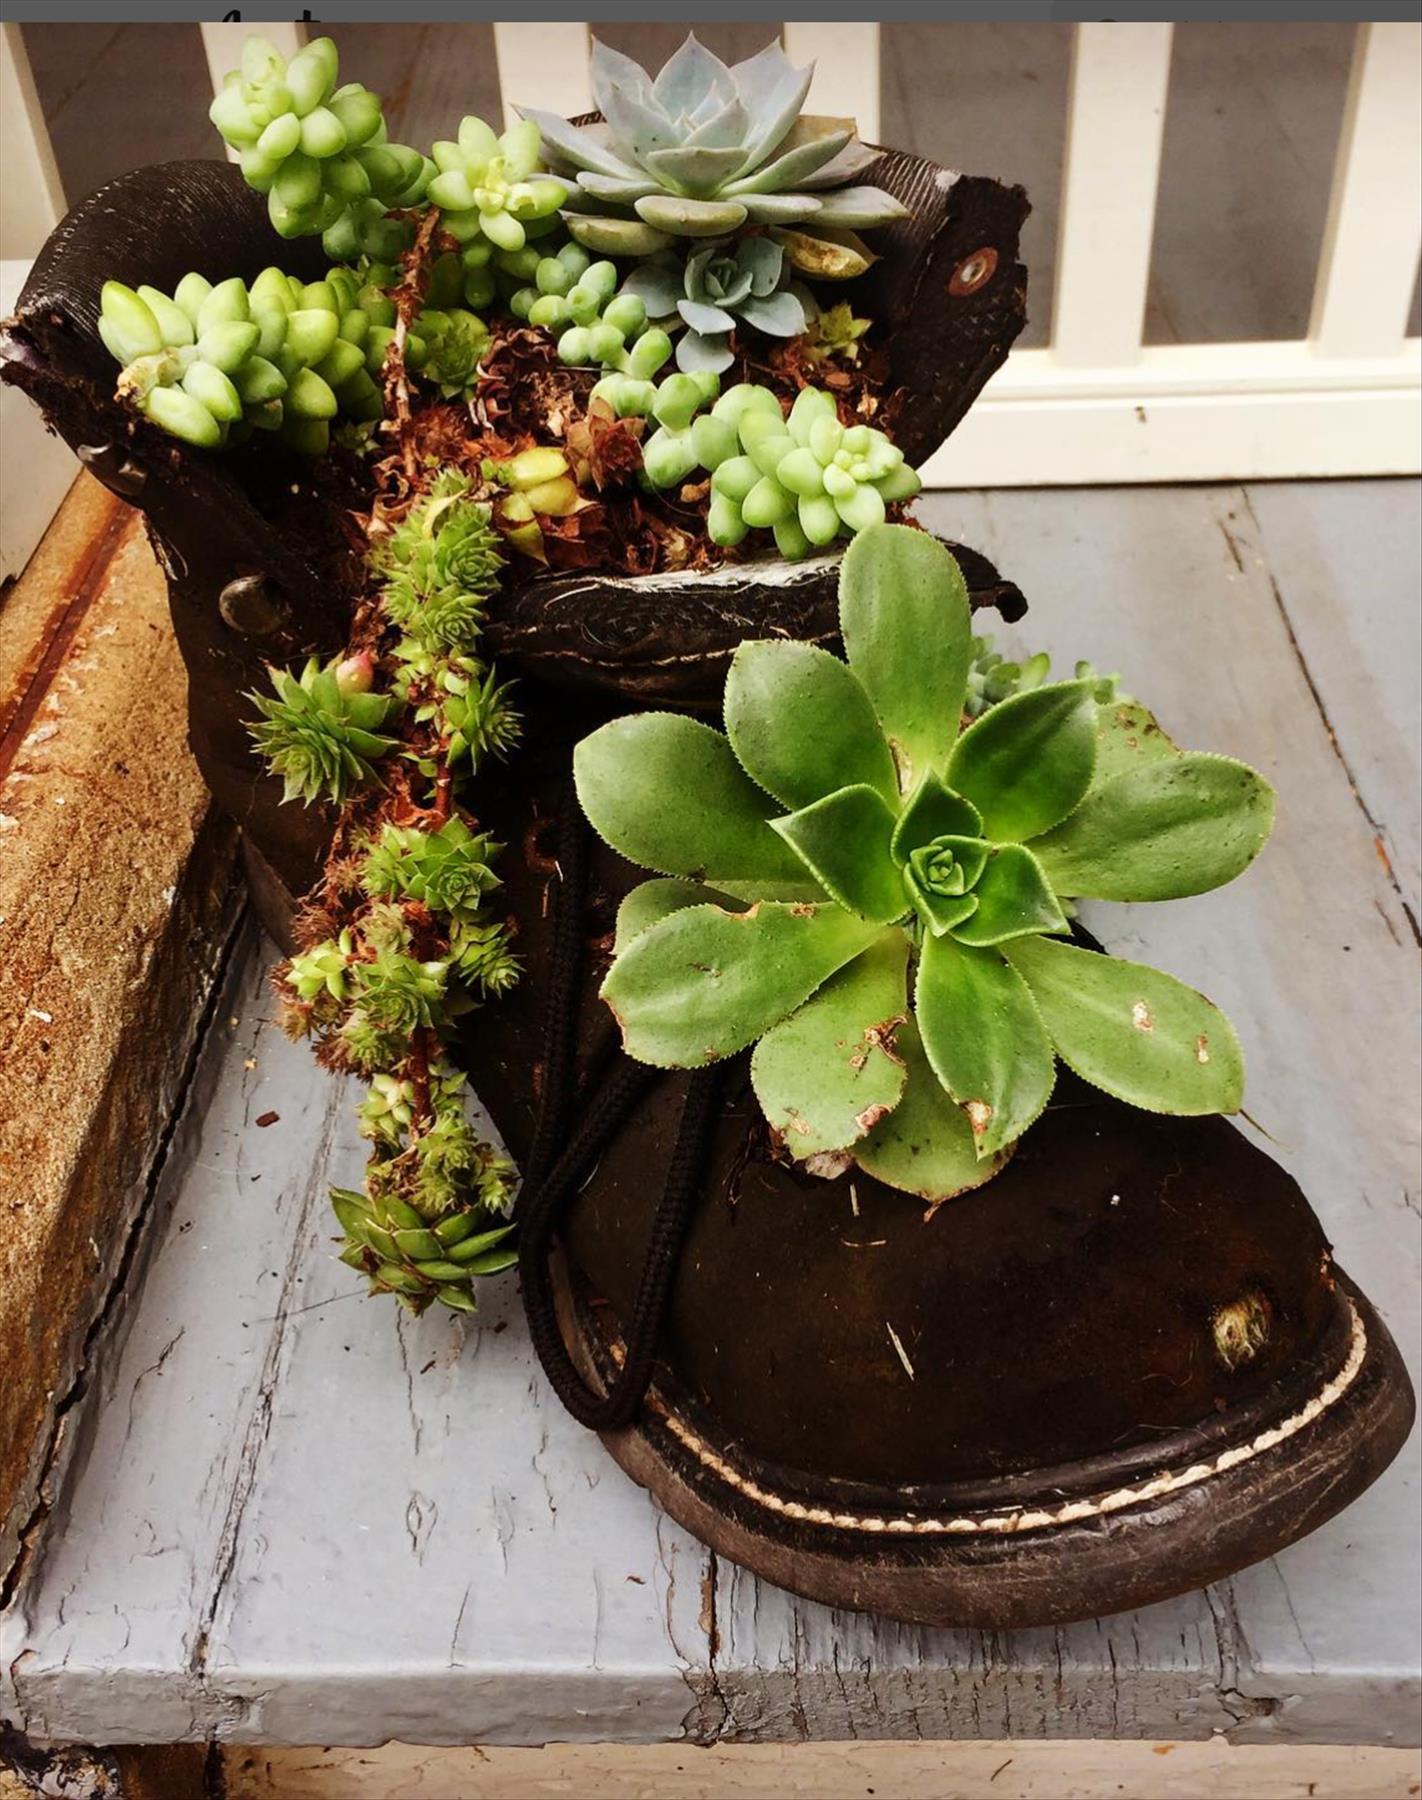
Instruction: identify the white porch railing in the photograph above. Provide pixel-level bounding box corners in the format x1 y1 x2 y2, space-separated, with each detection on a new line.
3 17 1419 561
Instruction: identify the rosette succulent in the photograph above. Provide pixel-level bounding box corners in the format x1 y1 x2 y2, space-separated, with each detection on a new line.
574 525 1276 1201
518 35 907 272
209 35 431 259
622 238 808 373
248 652 399 805
427 116 570 253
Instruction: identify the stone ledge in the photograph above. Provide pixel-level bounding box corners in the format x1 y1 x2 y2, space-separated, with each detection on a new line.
0 474 242 1583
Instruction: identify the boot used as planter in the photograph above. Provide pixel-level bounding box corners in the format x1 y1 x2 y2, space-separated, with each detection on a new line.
2 30 1411 1631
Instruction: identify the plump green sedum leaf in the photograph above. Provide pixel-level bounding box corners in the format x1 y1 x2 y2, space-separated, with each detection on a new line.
427 114 569 255
210 35 432 259
100 263 487 453
576 522 1273 1202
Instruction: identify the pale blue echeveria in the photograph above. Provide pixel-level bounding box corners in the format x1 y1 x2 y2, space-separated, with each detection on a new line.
516 35 906 273
621 237 809 373
574 524 1276 1202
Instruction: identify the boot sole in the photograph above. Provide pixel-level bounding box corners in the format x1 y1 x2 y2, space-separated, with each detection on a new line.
556 1262 1414 1628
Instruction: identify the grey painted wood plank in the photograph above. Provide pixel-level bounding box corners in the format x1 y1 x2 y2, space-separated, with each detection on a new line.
1241 480 1421 923
3 932 707 1750
4 484 1417 1750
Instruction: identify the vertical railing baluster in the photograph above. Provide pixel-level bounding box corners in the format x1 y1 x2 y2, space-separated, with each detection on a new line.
782 22 881 146
1051 22 1174 370
492 22 592 132
0 24 65 260
1309 21 1422 362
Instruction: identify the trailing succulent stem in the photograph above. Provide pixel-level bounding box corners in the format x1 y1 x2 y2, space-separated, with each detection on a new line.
575 523 1276 1203
250 473 522 1314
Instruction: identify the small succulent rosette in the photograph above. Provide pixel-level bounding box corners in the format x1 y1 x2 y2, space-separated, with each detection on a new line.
575 524 1276 1200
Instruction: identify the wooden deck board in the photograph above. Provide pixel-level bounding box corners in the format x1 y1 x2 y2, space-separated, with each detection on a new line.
1 479 1415 1751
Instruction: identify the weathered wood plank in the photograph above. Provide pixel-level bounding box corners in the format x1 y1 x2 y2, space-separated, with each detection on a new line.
1242 479 1421 922
2 932 707 1749
218 1738 1422 1799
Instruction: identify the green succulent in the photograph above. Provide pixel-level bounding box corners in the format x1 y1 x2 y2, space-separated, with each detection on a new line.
631 381 920 555
622 238 808 374
449 917 522 994
99 272 360 453
361 816 502 921
644 374 721 486
414 308 491 397
574 524 1276 1200
286 930 357 1005
518 35 907 274
244 462 521 1320
965 634 1053 718
373 469 505 653
801 300 871 366
508 248 676 378
319 263 489 402
427 115 570 254
352 945 450 1034
247 654 399 805
334 1064 517 1315
209 35 431 260
98 260 487 453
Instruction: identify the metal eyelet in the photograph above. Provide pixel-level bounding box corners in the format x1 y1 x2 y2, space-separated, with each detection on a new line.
219 574 289 637
77 442 147 501
948 247 999 297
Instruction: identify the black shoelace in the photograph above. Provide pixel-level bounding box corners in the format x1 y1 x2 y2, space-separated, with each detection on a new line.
516 780 723 1431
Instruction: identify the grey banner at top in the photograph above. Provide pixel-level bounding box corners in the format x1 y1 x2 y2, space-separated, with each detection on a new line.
0 4 1415 23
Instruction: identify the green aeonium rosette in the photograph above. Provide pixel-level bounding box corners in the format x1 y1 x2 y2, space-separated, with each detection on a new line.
573 523 1276 1201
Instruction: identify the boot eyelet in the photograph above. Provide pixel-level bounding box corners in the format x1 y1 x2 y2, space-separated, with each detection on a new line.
219 573 289 637
948 248 998 297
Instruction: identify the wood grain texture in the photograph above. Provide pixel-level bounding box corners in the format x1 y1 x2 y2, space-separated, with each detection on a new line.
219 1739 1422 1799
1 482 1416 1749
0 476 242 1588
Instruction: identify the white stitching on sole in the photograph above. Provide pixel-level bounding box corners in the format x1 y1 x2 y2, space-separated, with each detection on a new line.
630 1297 1367 1537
